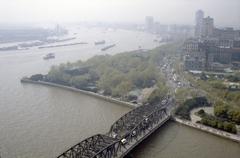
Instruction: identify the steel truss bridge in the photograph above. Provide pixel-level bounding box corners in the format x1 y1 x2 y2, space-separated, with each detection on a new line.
57 104 170 158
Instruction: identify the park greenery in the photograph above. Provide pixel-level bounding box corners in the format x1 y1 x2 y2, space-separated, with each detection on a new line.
175 87 205 105
147 82 168 105
196 109 237 134
226 73 240 82
30 44 179 104
179 71 240 134
214 101 240 124
174 95 238 134
184 71 240 109
175 97 210 120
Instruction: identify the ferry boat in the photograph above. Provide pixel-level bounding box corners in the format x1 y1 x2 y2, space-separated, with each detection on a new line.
94 40 106 45
43 53 55 60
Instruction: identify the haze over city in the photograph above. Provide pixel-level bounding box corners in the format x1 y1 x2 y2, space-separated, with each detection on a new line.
0 0 239 27
0 0 240 158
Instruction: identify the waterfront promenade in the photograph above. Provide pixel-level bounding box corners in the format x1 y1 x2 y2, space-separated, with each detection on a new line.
21 78 240 144
174 117 240 143
20 78 137 109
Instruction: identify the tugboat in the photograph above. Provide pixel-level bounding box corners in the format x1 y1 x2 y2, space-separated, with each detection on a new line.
94 40 106 45
43 53 55 60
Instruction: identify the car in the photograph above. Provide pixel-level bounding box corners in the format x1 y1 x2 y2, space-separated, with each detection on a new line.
131 130 137 137
144 117 149 123
113 133 118 139
161 99 167 105
121 138 127 145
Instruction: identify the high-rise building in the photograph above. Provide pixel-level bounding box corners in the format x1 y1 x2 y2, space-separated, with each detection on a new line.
195 10 204 37
195 10 214 38
185 10 240 71
202 16 214 38
145 16 154 32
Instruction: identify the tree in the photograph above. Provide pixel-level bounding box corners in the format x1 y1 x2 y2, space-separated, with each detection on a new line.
197 109 205 116
217 121 223 129
147 82 168 105
200 72 207 80
232 111 240 124
210 81 226 89
210 120 217 127
147 89 162 105
47 66 71 85
214 101 228 118
70 75 89 89
223 122 233 132
114 81 133 99
30 74 43 81
175 97 210 120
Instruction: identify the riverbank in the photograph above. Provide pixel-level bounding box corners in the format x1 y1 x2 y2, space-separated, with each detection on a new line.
20 78 240 143
173 117 240 143
38 42 88 49
20 78 137 109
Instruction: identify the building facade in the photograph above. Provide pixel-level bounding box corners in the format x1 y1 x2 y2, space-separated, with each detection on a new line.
194 10 215 38
195 10 204 38
202 16 214 38
187 10 240 71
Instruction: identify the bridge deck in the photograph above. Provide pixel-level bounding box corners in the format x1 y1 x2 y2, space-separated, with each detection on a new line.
57 104 170 158
116 115 170 158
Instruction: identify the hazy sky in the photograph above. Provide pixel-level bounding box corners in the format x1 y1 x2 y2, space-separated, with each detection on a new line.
0 0 239 27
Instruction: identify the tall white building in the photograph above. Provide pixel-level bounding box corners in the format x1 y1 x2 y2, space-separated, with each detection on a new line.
195 10 204 37
195 10 214 38
202 16 214 38
145 16 154 32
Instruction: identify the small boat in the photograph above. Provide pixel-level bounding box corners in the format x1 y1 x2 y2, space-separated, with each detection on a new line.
101 44 116 51
95 40 106 45
43 53 55 60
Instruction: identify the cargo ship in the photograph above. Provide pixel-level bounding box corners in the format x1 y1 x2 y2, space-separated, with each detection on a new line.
101 44 116 51
43 53 55 60
94 40 106 45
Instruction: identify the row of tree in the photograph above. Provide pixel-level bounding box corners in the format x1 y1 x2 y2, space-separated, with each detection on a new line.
198 110 237 134
175 97 210 120
214 101 240 124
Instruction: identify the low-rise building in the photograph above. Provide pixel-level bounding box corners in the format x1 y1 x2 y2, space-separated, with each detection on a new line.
184 55 205 71
208 62 230 72
183 38 240 71
210 46 232 64
214 27 235 40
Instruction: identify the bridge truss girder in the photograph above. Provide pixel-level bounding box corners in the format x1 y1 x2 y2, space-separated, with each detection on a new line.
57 134 120 158
108 104 167 139
57 104 168 158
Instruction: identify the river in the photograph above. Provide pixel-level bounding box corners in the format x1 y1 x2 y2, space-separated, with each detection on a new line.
0 26 239 158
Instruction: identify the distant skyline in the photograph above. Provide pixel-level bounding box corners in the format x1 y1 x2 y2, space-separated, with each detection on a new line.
0 0 239 27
